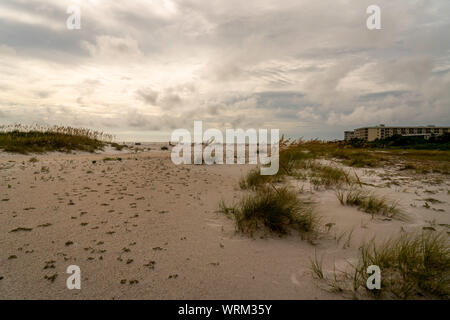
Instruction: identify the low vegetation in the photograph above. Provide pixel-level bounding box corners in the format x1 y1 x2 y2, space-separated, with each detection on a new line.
277 136 450 170
239 168 268 190
229 137 448 299
347 133 450 151
220 186 318 237
336 188 405 220
331 148 387 167
309 163 354 189
0 124 112 154
239 168 284 190
400 161 449 175
239 138 359 191
311 231 450 299
111 142 127 151
356 232 450 299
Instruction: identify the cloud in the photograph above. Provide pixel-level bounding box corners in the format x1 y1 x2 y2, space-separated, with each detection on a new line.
0 0 449 141
81 36 144 61
137 88 159 105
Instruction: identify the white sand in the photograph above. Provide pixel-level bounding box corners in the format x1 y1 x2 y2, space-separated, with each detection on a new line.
0 149 448 299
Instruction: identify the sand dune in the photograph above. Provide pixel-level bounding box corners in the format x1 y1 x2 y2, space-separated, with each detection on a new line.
0 148 448 299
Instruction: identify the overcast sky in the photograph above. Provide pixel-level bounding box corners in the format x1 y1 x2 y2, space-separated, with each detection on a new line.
0 0 449 141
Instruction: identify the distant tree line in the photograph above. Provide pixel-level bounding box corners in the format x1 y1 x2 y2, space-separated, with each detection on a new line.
344 133 450 150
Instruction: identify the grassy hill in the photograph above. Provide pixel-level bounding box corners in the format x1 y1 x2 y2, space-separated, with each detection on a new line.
0 125 112 154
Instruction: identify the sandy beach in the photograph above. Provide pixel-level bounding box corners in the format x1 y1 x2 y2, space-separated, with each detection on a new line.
0 146 448 300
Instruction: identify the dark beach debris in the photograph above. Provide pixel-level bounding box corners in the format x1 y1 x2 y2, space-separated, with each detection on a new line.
10 227 33 233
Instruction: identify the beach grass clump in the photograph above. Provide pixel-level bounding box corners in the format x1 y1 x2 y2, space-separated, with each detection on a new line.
399 163 418 171
239 168 273 189
279 148 314 174
309 163 352 189
0 124 110 154
336 188 405 220
221 186 318 236
331 149 384 168
111 142 126 151
276 137 331 174
310 251 325 279
311 232 450 299
399 161 449 175
355 232 450 299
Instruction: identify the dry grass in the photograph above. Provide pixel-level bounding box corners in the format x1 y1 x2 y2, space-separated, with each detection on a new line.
0 124 111 154
220 186 318 237
355 232 450 299
111 142 126 151
400 162 449 175
276 138 449 171
336 188 406 220
309 163 353 189
239 168 270 190
311 251 324 279
331 148 387 168
311 232 450 299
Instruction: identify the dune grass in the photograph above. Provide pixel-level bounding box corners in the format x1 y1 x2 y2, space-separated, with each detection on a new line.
239 167 285 190
276 138 450 170
273 137 449 172
311 251 325 279
385 148 450 162
239 168 269 190
311 232 449 299
220 186 318 237
336 188 405 220
240 138 448 192
0 124 111 154
356 232 450 299
309 163 354 189
240 154 354 191
400 161 449 175
111 142 126 151
331 148 387 168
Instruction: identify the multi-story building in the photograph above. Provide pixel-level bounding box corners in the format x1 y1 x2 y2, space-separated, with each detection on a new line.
344 131 355 141
344 125 450 142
